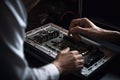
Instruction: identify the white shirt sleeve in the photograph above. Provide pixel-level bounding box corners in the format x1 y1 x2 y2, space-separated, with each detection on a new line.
33 64 60 80
0 0 60 80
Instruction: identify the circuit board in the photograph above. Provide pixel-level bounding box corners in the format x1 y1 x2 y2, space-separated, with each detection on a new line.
25 23 113 77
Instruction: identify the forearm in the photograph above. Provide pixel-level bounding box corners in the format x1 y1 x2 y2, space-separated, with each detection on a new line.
101 29 120 44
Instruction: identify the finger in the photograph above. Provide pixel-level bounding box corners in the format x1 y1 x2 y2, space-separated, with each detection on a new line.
69 26 82 34
73 54 84 60
77 64 84 69
76 54 84 59
76 60 84 68
73 34 81 42
60 47 70 54
70 26 93 37
75 60 84 68
69 18 89 31
69 19 79 30
68 26 80 36
78 59 84 65
70 50 79 55
69 18 83 35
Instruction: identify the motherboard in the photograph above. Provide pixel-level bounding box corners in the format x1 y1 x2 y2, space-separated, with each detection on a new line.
25 23 114 79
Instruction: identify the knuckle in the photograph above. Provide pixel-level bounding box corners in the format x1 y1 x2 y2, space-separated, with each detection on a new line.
79 54 82 57
80 54 84 59
59 51 63 54
76 50 80 54
73 55 77 60
76 26 80 29
80 59 84 64
79 65 84 68
73 55 77 58
72 19 76 22
74 50 79 54
72 18 79 23
83 17 88 20
82 17 89 22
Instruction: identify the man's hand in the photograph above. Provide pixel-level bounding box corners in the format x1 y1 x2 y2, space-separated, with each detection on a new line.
52 47 84 74
69 18 120 44
69 18 104 41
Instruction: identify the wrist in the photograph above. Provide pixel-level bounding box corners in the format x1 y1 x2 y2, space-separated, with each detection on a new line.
52 61 63 74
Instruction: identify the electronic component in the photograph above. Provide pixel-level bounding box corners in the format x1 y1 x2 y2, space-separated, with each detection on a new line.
25 23 114 79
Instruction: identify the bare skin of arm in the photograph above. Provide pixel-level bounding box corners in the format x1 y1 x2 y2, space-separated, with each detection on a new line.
69 18 120 44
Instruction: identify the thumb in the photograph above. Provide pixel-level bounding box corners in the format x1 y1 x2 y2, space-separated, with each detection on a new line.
60 47 70 54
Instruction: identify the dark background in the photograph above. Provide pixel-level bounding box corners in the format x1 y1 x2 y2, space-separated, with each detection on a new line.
82 0 120 31
27 0 120 31
27 0 79 31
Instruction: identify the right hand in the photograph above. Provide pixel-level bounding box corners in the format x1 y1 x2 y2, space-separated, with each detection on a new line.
52 47 84 74
69 18 104 41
